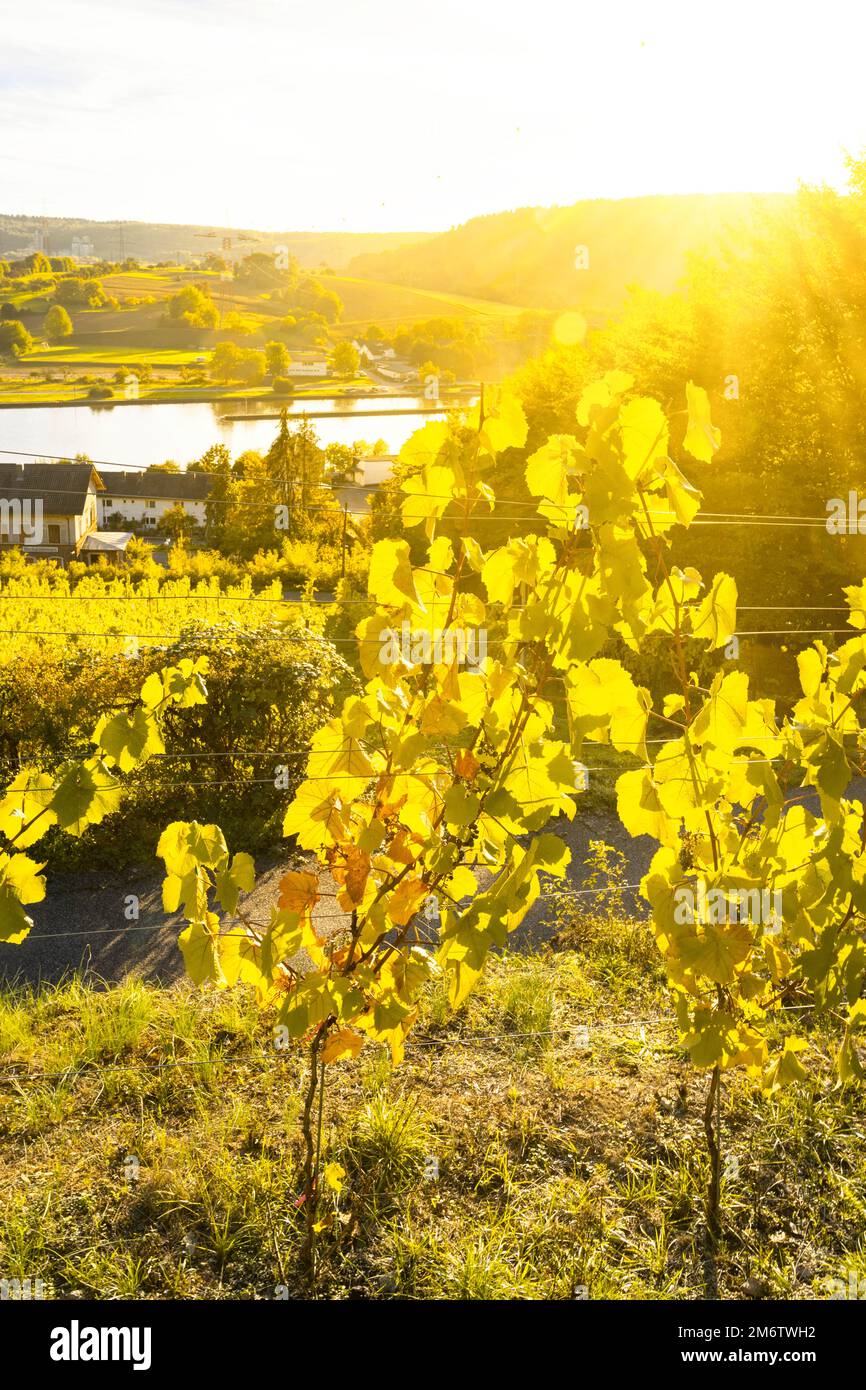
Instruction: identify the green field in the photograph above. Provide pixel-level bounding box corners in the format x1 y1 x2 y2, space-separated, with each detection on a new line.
327 273 528 333
23 346 208 366
0 261 522 406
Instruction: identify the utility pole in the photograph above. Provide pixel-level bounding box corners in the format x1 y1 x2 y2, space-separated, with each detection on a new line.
340 502 348 580
300 412 308 516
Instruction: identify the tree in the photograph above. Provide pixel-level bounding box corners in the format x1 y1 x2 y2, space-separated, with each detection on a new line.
330 341 360 378
162 502 196 543
265 410 325 531
265 341 291 378
236 348 266 385
210 341 242 383
0 319 33 355
191 443 233 546
324 442 360 485
209 342 265 385
167 284 219 330
56 277 106 308
43 304 73 340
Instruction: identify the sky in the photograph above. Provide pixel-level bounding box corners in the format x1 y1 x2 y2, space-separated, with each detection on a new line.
2 0 866 233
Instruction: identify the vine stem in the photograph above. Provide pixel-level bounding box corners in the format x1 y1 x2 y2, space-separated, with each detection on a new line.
300 1022 328 1288
704 1064 722 1242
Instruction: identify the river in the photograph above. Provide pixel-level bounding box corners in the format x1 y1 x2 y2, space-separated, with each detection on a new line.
0 396 459 477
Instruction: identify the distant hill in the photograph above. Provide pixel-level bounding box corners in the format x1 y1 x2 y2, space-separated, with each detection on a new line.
348 193 795 312
0 214 432 270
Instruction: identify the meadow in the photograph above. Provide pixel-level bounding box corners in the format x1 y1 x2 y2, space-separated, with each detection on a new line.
1 913 862 1301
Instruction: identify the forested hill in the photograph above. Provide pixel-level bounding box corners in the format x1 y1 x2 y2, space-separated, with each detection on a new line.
0 215 432 269
348 192 795 311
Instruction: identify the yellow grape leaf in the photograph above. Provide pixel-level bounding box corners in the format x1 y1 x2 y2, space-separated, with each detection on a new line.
214 851 255 916
763 1038 809 1092
618 396 669 482
51 758 123 837
480 391 528 455
428 535 453 572
217 929 262 988
305 721 376 799
691 572 737 649
0 851 46 944
677 923 753 985
157 820 228 876
400 464 457 531
178 913 222 985
462 536 486 572
525 435 580 504
388 876 428 926
683 381 720 462
278 870 319 913
322 1161 346 1193
616 768 670 842
321 1030 364 1064
576 371 634 426
367 538 418 609
93 705 164 773
0 770 56 849
399 419 449 471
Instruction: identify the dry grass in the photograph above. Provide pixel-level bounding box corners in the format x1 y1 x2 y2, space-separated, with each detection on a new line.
0 929 864 1301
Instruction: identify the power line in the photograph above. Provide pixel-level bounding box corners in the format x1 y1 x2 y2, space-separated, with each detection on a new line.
1 446 860 523
5 881 651 946
0 626 850 643
0 593 853 616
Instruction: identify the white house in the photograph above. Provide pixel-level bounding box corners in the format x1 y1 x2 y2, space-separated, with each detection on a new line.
376 359 415 383
98 470 213 530
288 359 329 377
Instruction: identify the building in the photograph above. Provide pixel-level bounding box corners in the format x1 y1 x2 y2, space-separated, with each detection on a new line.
288 359 329 377
98 470 213 531
333 455 397 517
375 358 415 383
0 461 120 564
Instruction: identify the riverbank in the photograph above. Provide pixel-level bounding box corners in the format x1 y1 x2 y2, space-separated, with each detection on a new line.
0 384 476 411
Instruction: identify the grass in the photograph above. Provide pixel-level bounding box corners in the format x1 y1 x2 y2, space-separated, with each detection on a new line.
1 909 863 1301
22 346 208 366
327 274 527 330
0 258 518 408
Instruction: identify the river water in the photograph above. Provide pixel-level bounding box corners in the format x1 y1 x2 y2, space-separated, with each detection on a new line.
0 396 455 479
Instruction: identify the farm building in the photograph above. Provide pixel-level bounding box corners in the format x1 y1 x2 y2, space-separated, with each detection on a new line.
0 461 133 564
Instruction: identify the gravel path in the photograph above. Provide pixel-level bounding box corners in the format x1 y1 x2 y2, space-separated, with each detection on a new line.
3 778 858 988
0 814 655 988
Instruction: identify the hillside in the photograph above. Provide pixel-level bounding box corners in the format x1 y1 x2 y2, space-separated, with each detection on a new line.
0 215 432 270
349 193 795 312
